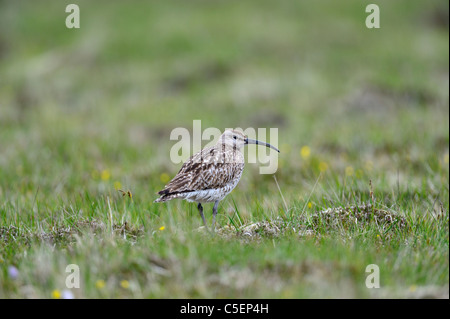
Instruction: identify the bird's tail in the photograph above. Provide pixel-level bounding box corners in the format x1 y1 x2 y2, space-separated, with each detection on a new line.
154 192 184 203
153 196 167 203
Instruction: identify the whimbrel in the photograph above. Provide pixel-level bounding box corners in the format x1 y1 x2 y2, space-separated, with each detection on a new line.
154 129 280 232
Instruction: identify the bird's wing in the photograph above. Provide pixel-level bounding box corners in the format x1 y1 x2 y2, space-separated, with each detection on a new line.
158 145 244 195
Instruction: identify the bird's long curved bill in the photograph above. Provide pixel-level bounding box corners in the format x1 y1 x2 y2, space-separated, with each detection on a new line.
245 138 280 153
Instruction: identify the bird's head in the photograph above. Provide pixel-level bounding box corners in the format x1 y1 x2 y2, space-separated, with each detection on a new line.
219 129 280 153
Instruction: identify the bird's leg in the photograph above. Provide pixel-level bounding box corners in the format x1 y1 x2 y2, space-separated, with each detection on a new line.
197 203 208 230
211 201 219 232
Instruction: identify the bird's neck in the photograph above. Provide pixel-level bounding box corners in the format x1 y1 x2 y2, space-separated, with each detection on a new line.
217 143 243 152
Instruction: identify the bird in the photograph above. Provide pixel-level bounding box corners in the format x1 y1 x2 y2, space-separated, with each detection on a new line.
154 129 280 232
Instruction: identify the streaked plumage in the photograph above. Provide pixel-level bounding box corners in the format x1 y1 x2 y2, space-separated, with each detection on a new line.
154 144 244 203
154 129 279 232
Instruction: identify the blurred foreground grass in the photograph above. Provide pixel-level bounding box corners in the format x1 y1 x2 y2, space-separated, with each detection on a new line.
0 0 448 298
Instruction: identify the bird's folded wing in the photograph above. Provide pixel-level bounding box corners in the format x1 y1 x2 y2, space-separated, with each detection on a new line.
159 146 244 195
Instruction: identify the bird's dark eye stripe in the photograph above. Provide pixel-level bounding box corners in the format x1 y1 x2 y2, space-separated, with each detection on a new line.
233 135 237 139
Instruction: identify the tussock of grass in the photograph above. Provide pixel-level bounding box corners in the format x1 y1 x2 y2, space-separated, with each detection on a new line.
0 220 143 246
216 204 408 240
307 204 408 236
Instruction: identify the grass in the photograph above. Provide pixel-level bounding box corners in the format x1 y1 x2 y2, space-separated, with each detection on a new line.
0 0 448 298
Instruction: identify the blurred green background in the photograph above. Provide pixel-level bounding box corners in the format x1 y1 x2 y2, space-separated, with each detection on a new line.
0 0 448 298
0 1 448 195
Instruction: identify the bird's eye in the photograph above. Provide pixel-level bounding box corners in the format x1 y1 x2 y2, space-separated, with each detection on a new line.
233 135 237 140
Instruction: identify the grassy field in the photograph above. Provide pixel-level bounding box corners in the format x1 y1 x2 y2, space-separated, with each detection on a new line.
0 0 448 299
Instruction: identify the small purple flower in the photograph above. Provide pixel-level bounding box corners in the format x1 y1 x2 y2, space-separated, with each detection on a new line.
8 266 19 280
62 290 75 299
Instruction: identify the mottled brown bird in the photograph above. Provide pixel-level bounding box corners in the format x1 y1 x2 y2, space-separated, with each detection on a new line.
154 129 280 232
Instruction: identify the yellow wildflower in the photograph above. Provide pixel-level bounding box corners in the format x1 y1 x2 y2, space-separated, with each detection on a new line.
319 161 328 172
95 279 106 289
307 202 312 209
113 181 122 190
51 289 61 299
300 146 311 159
160 173 170 184
345 166 354 176
365 160 373 172
120 280 130 289
101 169 111 181
159 226 165 231
355 169 364 178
